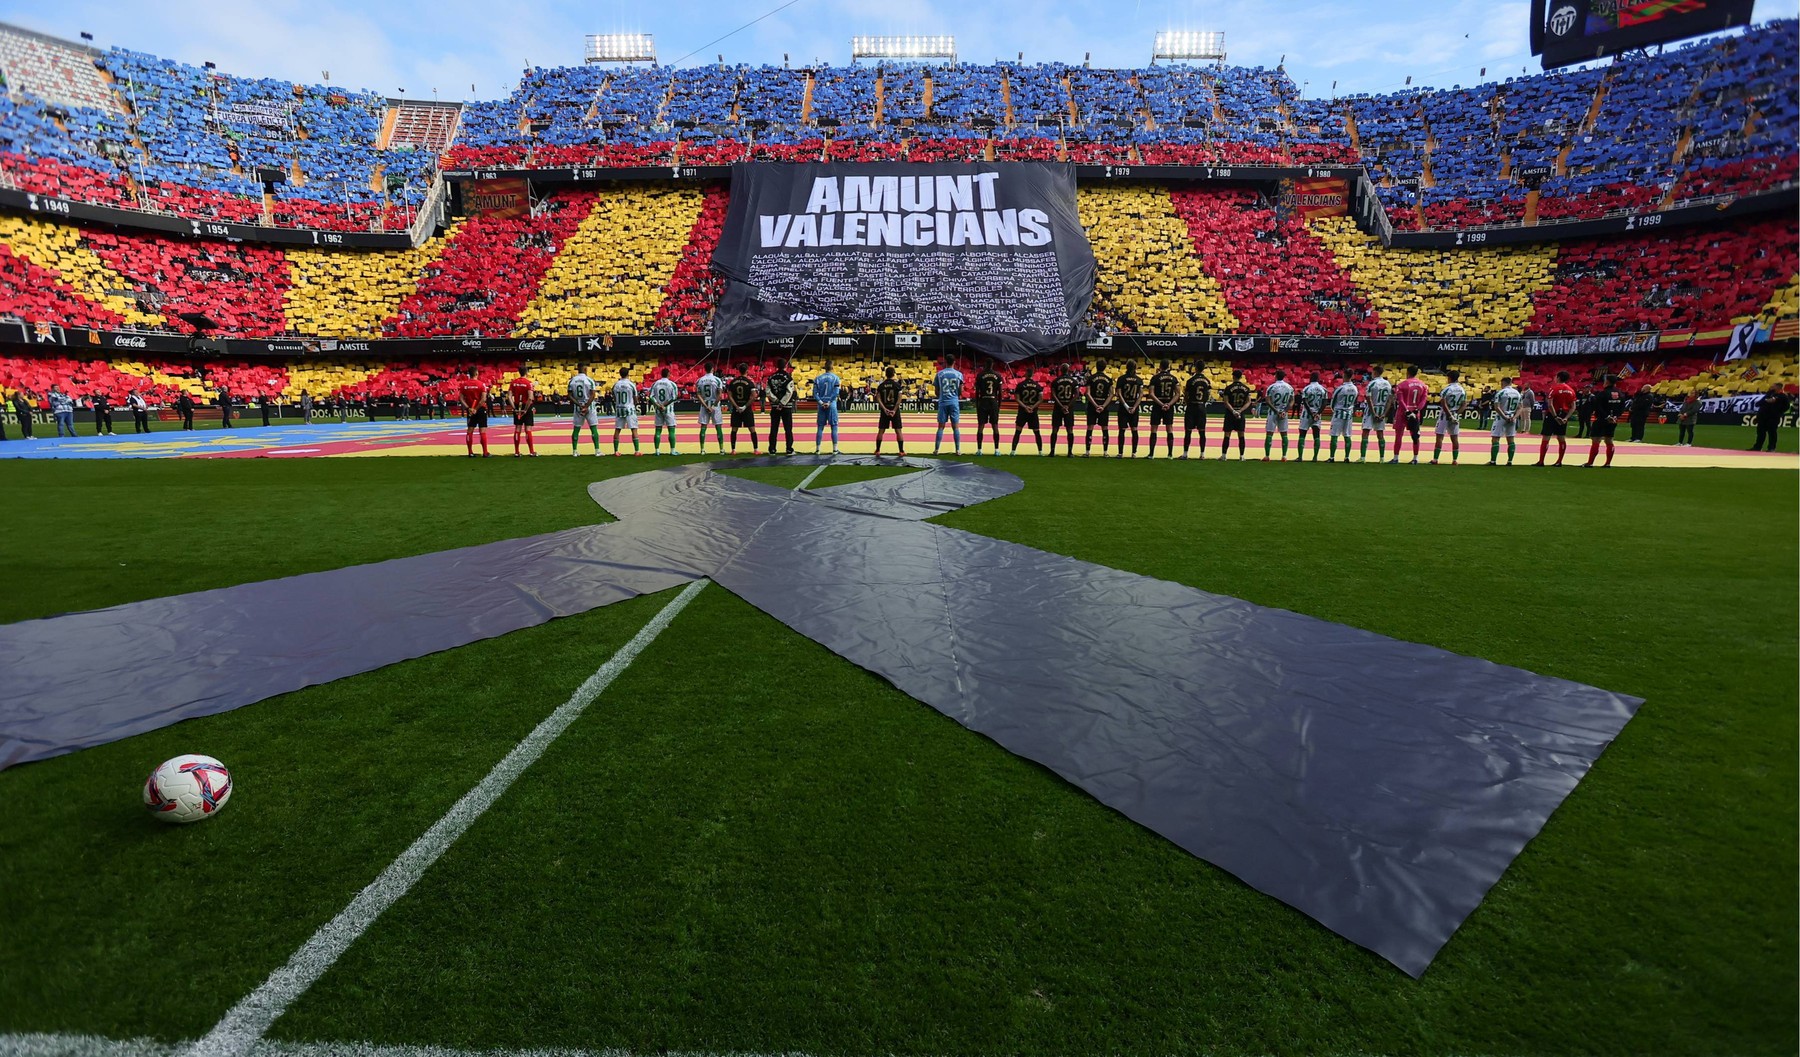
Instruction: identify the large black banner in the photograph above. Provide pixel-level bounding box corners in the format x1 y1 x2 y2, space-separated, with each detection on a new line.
709 162 1097 360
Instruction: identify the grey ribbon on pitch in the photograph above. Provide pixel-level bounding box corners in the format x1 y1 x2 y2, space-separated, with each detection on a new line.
0 457 1641 976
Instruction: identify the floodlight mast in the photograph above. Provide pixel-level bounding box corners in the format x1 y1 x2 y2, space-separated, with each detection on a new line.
585 33 657 65
1151 30 1226 65
850 35 957 63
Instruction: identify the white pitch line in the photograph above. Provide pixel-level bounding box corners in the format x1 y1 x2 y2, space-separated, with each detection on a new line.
184 580 709 1057
794 463 829 491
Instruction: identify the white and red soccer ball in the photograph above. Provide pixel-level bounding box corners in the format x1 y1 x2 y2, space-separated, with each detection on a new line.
143 754 232 823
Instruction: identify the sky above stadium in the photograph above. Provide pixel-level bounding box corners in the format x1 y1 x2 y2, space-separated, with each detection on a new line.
3 0 1795 100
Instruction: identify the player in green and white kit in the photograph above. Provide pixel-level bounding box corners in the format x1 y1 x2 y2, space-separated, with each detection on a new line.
1297 371 1328 461
1327 373 1359 463
1360 366 1393 462
568 364 601 455
649 367 680 455
693 365 725 453
1262 370 1294 462
1431 369 1467 465
610 367 641 455
1489 376 1523 466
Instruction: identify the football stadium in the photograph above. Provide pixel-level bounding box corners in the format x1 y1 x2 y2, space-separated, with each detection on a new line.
0 0 1795 1052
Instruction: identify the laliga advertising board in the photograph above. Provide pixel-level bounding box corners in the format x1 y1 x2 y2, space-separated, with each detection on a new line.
709 162 1098 360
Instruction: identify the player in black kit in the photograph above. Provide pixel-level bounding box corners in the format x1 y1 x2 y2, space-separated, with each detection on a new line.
763 360 796 454
1050 364 1078 456
1114 362 1144 458
1011 373 1044 454
1084 359 1113 456
874 365 905 456
726 362 759 454
973 359 1004 455
1583 373 1623 468
1220 370 1251 460
1182 365 1211 459
1146 360 1178 458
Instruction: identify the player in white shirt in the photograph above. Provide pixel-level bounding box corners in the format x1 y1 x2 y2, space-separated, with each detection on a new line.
1360 365 1394 463
693 365 725 454
1296 371 1328 462
1261 370 1295 462
1431 369 1467 465
1327 373 1359 463
568 365 601 455
1489 376 1523 466
610 367 641 456
649 367 680 455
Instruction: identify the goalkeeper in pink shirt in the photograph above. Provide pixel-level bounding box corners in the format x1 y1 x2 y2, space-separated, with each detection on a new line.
1393 365 1431 465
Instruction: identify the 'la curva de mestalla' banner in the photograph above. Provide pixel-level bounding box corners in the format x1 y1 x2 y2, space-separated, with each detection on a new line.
709 162 1097 360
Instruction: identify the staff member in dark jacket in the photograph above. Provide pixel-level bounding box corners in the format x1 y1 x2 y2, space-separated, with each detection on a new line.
1752 385 1792 452
92 391 114 435
11 389 32 438
1626 386 1655 442
217 385 233 428
259 393 273 426
177 391 196 430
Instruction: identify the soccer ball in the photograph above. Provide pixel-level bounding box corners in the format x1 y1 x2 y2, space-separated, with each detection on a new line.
143 754 233 823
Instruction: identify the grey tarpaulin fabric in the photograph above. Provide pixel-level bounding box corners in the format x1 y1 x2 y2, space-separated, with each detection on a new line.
0 457 1642 976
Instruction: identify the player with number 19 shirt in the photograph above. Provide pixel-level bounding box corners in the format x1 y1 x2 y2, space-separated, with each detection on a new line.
610 368 641 456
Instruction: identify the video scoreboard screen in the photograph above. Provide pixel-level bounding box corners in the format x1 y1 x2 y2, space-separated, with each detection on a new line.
1531 0 1757 69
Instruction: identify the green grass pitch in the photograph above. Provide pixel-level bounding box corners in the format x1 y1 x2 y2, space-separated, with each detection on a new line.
0 455 1794 1055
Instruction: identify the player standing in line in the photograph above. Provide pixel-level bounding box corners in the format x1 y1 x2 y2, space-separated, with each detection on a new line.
1181 364 1211 459
1393 365 1430 464
973 359 1004 455
568 363 601 455
1360 365 1393 462
458 366 491 458
764 359 797 455
1262 369 1294 462
811 360 842 455
933 356 965 456
611 367 642 456
1488 376 1522 466
1584 374 1623 468
694 362 725 454
726 361 759 455
1050 363 1079 456
1219 369 1251 460
649 367 680 455
1536 370 1576 466
1431 369 1468 465
1296 371 1328 461
1011 371 1044 454
508 367 538 457
874 365 906 457
1115 362 1144 458
1327 371 1359 463
1083 358 1113 456
1146 360 1178 458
